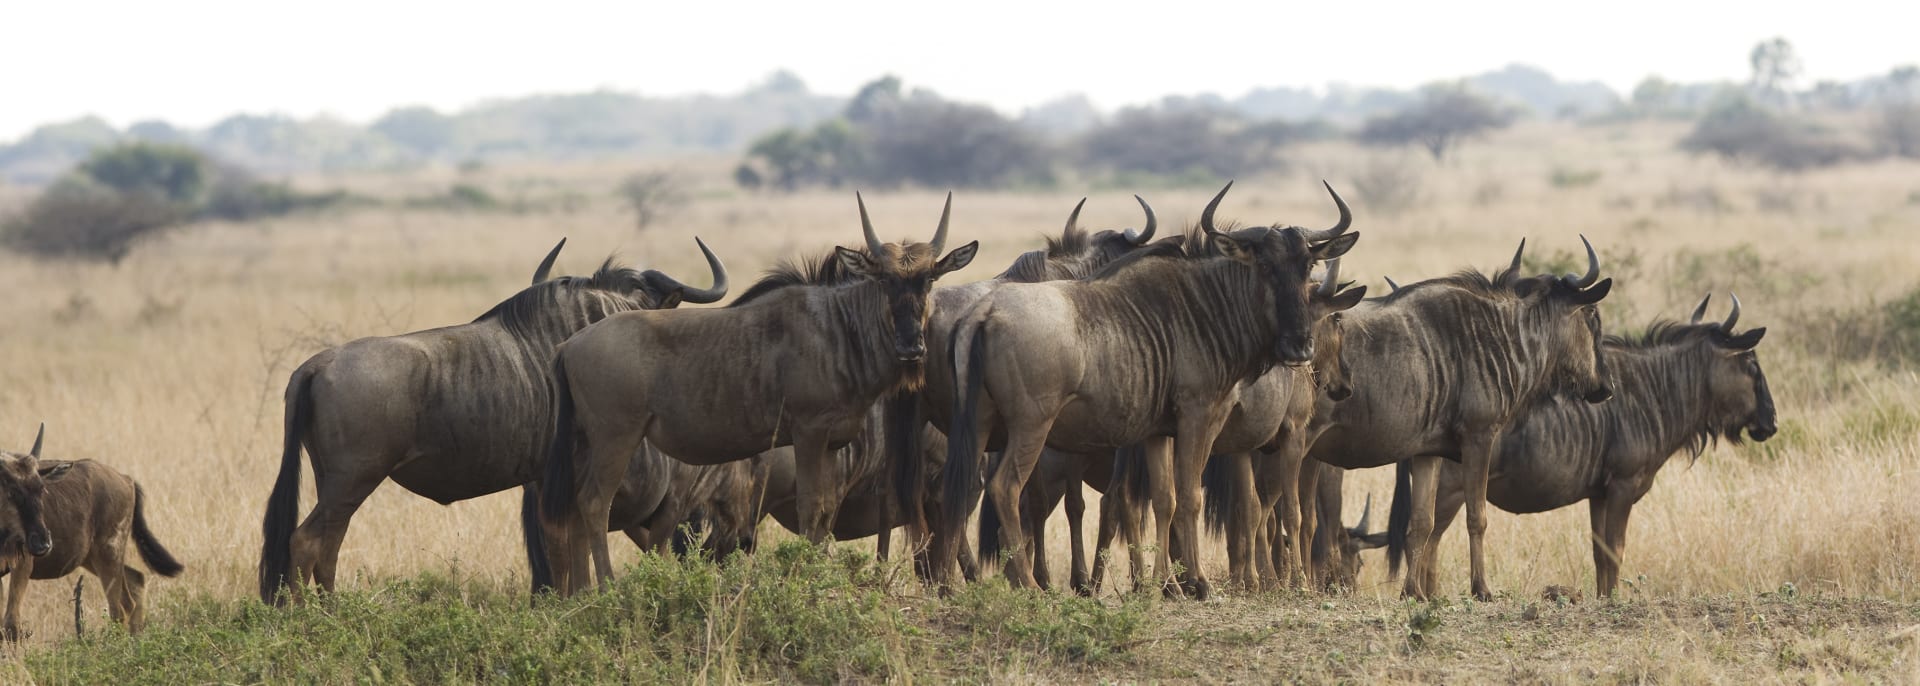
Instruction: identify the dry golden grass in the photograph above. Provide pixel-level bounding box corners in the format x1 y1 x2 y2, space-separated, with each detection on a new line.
0 121 1917 679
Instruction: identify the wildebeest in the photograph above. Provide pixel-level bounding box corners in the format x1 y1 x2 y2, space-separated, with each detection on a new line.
540 194 978 596
937 182 1358 598
1006 258 1366 593
1306 239 1614 600
1301 465 1388 591
1182 259 1368 591
1 426 183 638
259 238 727 602
1384 294 1775 597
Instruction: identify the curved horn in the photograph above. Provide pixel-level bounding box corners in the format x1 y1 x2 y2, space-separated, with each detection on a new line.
29 423 43 458
1299 181 1354 243
1125 194 1157 245
531 238 566 285
1500 238 1527 283
1062 197 1087 235
1565 234 1601 289
1690 293 1712 324
856 192 886 256
1200 181 1234 235
1723 292 1742 332
1355 492 1374 533
653 237 730 304
929 191 953 255
1317 258 1343 298
1384 276 1402 293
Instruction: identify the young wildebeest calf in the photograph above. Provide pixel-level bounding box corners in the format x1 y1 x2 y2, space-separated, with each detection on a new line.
1 426 183 639
1387 294 1775 597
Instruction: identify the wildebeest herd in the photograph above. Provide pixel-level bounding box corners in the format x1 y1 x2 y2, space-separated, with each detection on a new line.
0 181 1779 640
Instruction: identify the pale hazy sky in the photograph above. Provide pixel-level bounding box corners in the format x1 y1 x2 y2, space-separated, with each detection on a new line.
4 0 1913 141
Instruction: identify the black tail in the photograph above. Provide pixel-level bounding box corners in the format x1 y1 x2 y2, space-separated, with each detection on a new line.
258 363 316 604
939 323 990 571
541 354 579 524
884 390 926 534
1200 453 1235 537
522 485 553 593
1386 460 1412 580
976 457 1004 562
131 484 184 578
1109 442 1150 547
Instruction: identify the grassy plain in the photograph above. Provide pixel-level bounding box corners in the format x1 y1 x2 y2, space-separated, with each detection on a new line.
1 121 1918 682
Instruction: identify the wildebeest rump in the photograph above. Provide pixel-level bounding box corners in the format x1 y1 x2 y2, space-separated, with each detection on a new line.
1385 294 1775 597
1306 239 1614 600
937 182 1358 598
539 194 978 596
0 426 183 639
259 238 727 602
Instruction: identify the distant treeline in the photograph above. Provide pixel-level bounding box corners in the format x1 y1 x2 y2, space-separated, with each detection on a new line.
3 57 1917 186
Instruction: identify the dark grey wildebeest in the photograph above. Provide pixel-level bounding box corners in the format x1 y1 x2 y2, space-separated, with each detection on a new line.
259 238 727 603
1 426 183 638
1385 294 1774 597
938 182 1358 598
540 194 978 596
1307 239 1614 600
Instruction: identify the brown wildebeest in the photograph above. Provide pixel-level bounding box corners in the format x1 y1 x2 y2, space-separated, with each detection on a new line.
1307 238 1615 600
938 182 1358 598
259 238 727 602
1300 464 1388 591
1 426 183 638
1001 258 1366 593
540 194 978 596
1385 294 1775 597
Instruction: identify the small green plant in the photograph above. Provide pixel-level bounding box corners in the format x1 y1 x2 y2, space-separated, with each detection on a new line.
1549 167 1602 189
1404 599 1446 649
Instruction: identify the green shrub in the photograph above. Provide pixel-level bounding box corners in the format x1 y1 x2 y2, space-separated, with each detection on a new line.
1 175 184 263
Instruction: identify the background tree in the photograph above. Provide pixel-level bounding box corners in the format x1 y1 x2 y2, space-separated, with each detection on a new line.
1749 37 1802 109
616 170 687 231
1357 82 1514 162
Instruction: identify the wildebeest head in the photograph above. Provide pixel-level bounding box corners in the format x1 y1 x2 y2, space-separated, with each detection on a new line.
527 236 730 310
1497 236 1615 404
1686 293 1776 443
0 425 71 559
1200 182 1362 366
835 193 980 367
1323 493 1389 592
1309 259 1369 401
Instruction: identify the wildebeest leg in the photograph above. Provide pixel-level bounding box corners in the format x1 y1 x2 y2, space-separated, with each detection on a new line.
956 530 981 582
574 421 648 594
1400 458 1441 600
1026 484 1055 590
3 556 31 641
791 430 840 544
1089 483 1120 593
1139 437 1177 595
119 567 148 633
1588 497 1612 597
1599 495 1635 598
986 419 1055 589
1293 455 1321 588
1461 433 1498 602
1064 479 1090 595
877 527 892 561
1218 452 1260 591
1170 405 1233 600
292 464 386 594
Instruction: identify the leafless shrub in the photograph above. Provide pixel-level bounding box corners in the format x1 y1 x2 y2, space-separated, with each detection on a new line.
1349 155 1425 214
617 170 687 231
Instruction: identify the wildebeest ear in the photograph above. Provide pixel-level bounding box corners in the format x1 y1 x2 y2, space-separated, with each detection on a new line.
934 240 979 277
38 461 72 482
1209 234 1252 263
654 290 684 310
834 246 878 279
1328 285 1368 311
1724 326 1766 350
1311 232 1360 261
1569 278 1613 305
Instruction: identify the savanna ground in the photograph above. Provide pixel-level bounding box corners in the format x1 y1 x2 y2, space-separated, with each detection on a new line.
0 120 1917 683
